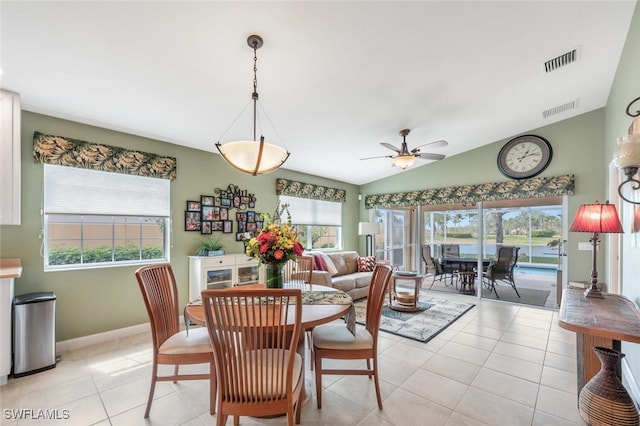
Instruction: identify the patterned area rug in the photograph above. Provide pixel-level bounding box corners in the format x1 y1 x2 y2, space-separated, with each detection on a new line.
354 293 475 343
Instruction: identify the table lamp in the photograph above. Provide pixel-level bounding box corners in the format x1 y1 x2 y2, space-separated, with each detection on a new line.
569 201 623 298
358 222 380 257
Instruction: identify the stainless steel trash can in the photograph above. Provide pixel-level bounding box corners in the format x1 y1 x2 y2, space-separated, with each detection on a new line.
13 292 56 377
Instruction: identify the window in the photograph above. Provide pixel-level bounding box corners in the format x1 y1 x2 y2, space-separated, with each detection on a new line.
279 195 342 250
43 165 170 271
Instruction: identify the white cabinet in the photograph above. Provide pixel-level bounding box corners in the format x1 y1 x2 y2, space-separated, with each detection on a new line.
0 90 21 225
188 254 262 300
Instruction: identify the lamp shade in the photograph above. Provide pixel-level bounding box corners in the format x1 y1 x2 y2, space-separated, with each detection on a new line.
358 222 380 235
392 155 417 170
569 202 623 234
216 137 290 176
613 134 640 169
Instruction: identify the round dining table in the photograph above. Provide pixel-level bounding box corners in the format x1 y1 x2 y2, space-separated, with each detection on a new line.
183 282 354 406
184 283 352 330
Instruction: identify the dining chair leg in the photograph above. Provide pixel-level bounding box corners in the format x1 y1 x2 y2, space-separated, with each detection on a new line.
144 364 158 418
173 365 179 383
209 361 216 415
314 355 323 409
216 413 227 426
373 356 383 410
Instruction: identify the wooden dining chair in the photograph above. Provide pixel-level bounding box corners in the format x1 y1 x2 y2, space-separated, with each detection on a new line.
284 255 314 289
135 263 215 419
312 263 393 410
201 288 304 426
482 246 521 298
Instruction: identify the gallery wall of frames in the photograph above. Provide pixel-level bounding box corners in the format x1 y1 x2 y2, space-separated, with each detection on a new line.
184 184 263 241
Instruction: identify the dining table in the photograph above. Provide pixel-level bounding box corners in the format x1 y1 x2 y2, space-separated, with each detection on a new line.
183 282 354 404
439 257 491 293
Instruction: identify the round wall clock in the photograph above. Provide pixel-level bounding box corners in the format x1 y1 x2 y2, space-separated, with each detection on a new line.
497 134 553 179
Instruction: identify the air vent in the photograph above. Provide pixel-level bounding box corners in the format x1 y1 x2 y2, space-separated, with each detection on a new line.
542 99 578 119
543 47 580 73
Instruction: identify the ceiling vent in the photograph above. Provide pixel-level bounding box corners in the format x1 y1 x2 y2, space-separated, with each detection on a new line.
542 99 578 119
543 47 580 73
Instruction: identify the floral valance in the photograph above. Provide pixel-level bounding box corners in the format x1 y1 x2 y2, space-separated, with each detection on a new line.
364 174 575 209
276 178 346 203
33 131 177 180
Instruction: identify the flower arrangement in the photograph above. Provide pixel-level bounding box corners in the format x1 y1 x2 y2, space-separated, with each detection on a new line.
245 203 304 266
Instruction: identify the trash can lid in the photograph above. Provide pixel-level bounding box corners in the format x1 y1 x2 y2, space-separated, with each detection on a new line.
13 292 56 305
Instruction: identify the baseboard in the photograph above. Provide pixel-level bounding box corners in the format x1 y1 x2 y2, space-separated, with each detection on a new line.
56 322 150 353
623 358 640 409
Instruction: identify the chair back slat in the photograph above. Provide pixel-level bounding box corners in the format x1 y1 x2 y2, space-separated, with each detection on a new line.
202 289 302 405
365 264 393 337
284 255 314 289
135 263 180 349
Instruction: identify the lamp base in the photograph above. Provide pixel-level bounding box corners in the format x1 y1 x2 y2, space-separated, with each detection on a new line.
584 286 604 299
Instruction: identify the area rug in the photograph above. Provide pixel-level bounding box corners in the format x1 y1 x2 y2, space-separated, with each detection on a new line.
354 293 475 343
481 287 550 306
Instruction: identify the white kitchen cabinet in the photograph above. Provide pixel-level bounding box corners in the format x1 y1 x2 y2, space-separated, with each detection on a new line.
188 254 262 300
0 90 21 225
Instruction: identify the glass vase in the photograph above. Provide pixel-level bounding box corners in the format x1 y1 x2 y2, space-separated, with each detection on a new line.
578 346 639 426
265 263 284 289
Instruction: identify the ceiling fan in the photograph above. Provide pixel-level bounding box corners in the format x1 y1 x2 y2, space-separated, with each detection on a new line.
360 129 448 170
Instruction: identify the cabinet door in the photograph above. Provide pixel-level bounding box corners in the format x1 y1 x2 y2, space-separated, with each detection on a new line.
237 264 259 286
204 268 233 290
0 90 21 225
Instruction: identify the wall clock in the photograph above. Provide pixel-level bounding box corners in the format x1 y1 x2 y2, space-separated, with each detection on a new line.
497 134 553 179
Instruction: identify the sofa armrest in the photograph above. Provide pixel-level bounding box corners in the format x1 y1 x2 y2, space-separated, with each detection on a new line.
310 270 332 286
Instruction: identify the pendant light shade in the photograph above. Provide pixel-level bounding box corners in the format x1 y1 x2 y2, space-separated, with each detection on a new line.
392 155 417 170
215 35 290 176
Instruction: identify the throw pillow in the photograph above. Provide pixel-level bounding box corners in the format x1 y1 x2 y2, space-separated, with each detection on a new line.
356 256 376 272
313 252 339 276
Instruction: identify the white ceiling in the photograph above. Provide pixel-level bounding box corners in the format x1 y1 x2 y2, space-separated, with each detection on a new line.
1 1 636 185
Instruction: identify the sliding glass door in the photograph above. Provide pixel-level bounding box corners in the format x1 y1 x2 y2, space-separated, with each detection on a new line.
375 208 413 270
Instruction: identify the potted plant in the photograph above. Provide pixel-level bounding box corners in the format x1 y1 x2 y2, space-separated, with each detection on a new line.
197 236 225 257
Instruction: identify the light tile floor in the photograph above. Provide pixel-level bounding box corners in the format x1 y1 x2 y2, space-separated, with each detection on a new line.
0 290 583 425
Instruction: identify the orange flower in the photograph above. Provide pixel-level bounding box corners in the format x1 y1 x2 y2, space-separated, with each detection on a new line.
273 249 285 260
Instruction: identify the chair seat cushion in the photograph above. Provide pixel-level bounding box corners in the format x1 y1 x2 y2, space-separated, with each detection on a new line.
312 324 373 350
233 349 303 398
159 327 212 355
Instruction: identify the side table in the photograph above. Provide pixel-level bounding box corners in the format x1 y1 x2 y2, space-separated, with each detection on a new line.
389 273 425 312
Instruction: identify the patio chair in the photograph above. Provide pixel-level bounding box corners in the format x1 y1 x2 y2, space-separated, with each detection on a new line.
482 246 521 298
422 245 455 288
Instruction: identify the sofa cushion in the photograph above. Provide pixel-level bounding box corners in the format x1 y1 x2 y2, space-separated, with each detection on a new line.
341 251 360 274
356 256 376 272
312 252 338 276
329 275 356 293
352 272 373 288
327 253 349 276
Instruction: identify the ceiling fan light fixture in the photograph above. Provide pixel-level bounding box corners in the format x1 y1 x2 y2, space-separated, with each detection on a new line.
215 34 290 176
392 155 417 170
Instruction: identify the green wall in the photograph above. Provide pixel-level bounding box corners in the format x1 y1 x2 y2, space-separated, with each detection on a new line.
0 111 360 341
361 108 608 282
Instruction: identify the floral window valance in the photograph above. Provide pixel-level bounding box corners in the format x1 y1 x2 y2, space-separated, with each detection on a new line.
33 131 177 180
276 178 346 203
364 174 575 209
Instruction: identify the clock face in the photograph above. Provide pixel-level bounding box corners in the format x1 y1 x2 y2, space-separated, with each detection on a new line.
497 135 552 179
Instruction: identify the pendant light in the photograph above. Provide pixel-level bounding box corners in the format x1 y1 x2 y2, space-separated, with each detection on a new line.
215 35 290 175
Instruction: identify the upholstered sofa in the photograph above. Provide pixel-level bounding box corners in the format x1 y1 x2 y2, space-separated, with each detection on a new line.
306 251 376 300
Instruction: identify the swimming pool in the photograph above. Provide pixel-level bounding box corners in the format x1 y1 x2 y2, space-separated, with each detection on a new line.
514 265 558 277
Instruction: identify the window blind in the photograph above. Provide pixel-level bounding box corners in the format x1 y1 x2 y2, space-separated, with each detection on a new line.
44 164 170 216
279 195 341 226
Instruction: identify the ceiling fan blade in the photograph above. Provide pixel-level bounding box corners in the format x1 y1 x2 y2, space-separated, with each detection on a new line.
380 142 400 152
410 140 448 153
360 155 393 161
416 153 446 160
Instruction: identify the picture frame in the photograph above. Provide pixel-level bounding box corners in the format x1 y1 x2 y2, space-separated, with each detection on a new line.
202 205 214 221
212 206 220 221
223 220 233 233
212 221 223 231
236 212 247 222
236 232 246 241
238 221 246 232
247 211 255 222
185 211 201 231
201 195 214 206
186 200 201 212
201 220 212 235
220 208 228 220
255 220 263 232
220 197 232 207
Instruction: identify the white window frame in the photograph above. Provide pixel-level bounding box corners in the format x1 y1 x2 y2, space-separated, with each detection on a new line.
279 195 342 250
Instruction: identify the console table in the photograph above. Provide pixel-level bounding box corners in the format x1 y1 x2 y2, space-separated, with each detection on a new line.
559 288 640 397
